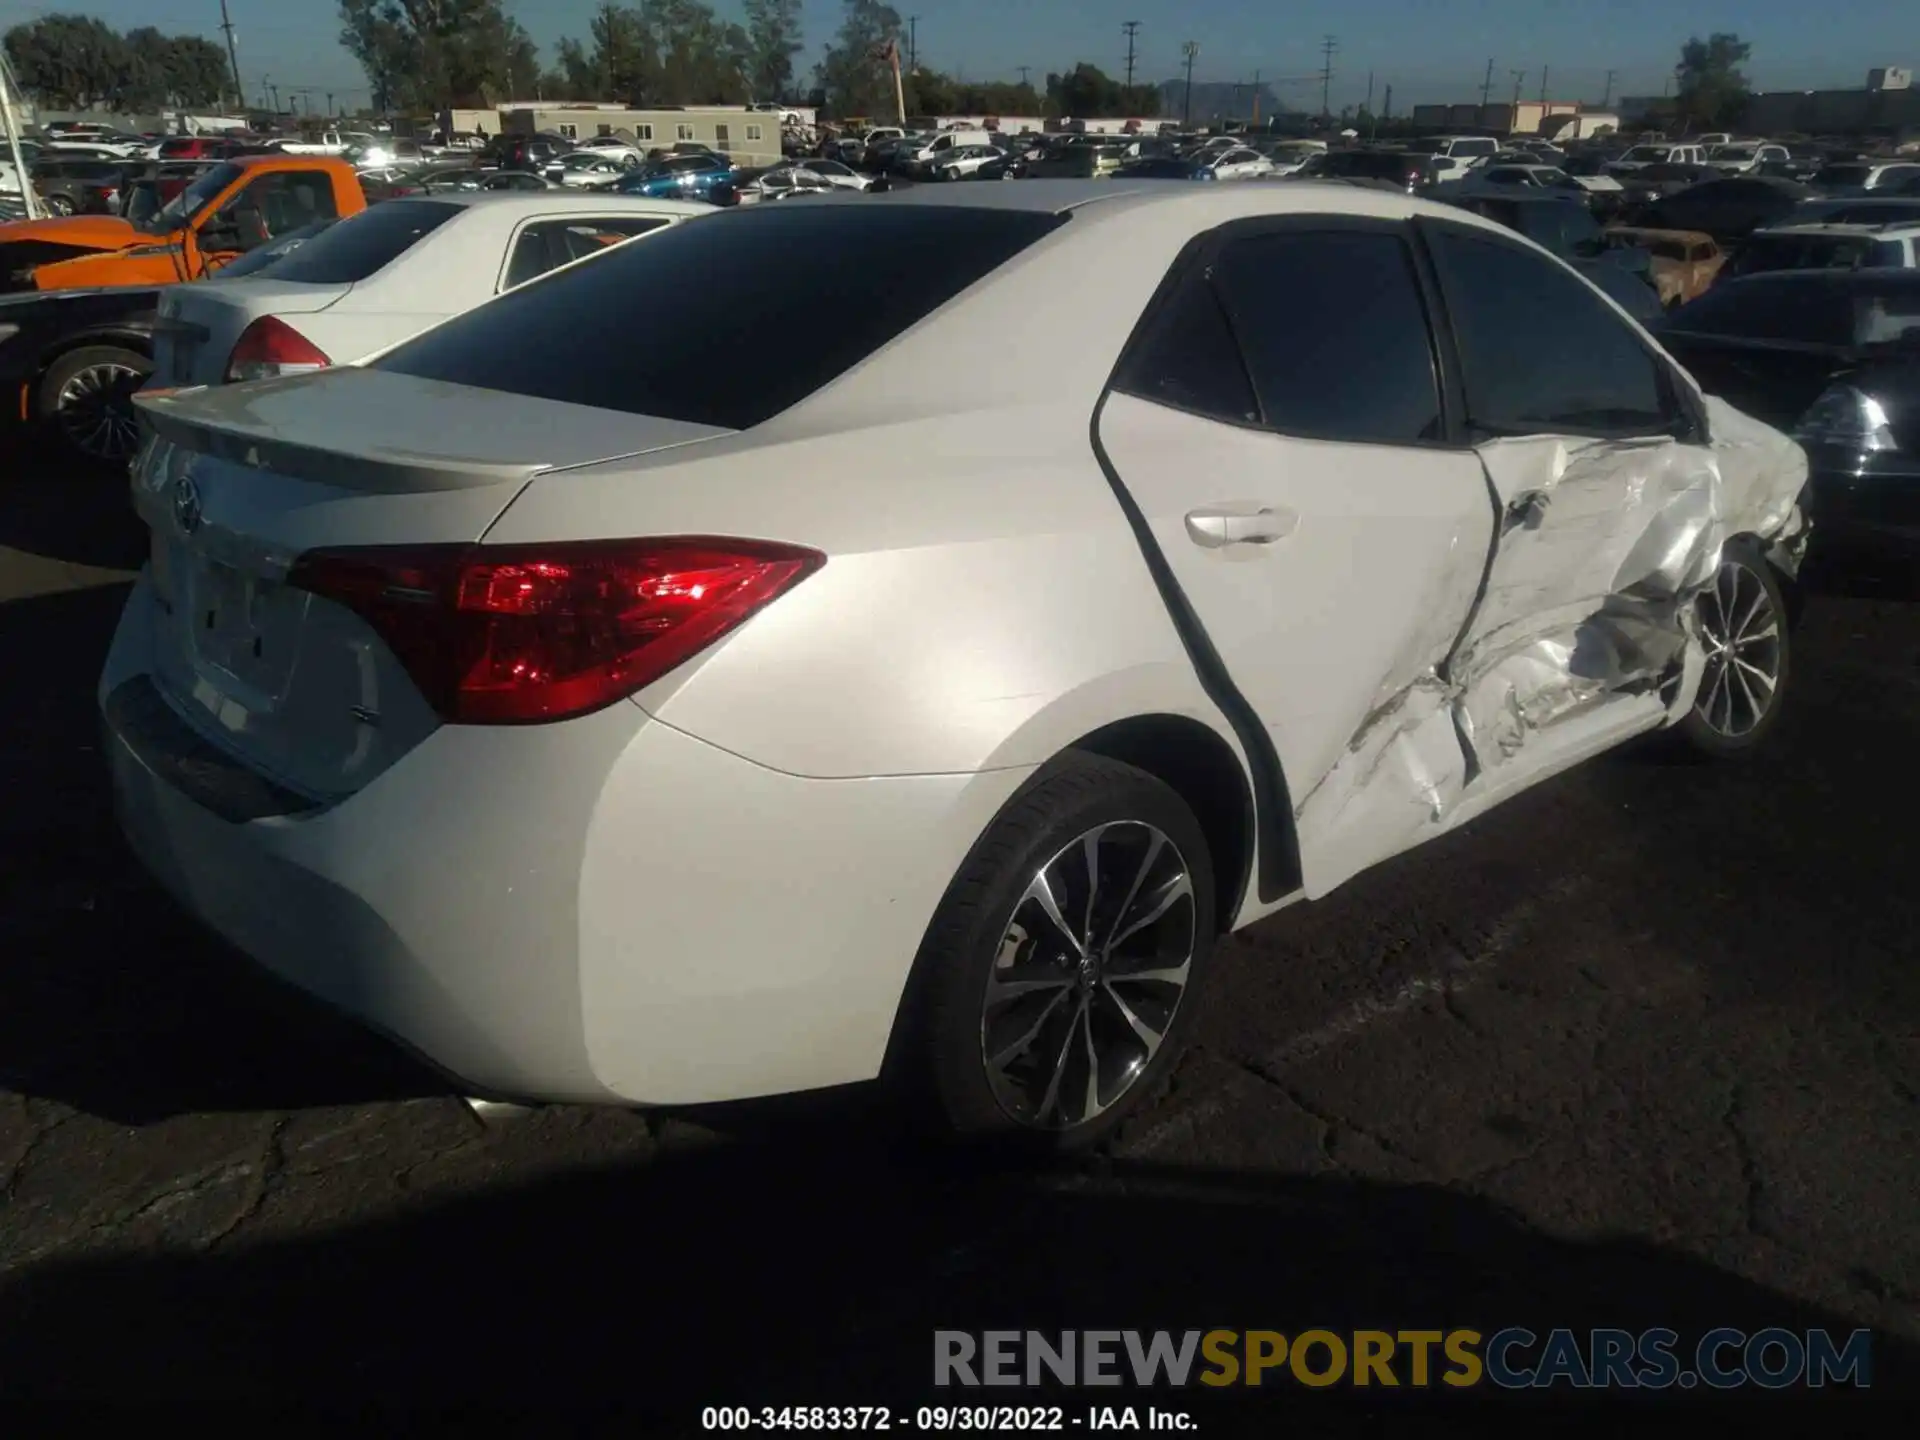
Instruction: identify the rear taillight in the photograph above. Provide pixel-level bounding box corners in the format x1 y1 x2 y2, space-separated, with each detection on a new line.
224 316 331 383
287 537 825 724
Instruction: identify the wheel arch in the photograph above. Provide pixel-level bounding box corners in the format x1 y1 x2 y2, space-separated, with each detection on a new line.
33 325 156 390
1066 714 1259 932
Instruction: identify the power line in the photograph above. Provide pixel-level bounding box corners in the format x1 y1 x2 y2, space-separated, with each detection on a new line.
1319 35 1338 118
1122 21 1141 90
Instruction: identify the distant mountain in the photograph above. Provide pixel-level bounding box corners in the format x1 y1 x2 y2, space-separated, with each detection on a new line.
1154 79 1296 121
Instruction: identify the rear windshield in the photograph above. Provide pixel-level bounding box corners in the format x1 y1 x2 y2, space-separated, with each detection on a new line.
258 200 461 283
375 202 1069 430
1729 233 1877 277
1815 165 1872 187
1663 278 1857 346
1323 152 1413 179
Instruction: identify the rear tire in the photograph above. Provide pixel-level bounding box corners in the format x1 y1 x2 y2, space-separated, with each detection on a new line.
903 752 1216 1152
36 344 152 468
1675 539 1792 758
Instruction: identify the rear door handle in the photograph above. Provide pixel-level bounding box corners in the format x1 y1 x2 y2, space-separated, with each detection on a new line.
1184 505 1298 548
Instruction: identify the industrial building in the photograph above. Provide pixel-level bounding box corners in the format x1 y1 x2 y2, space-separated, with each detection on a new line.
1407 99 1583 136
1620 66 1920 139
440 102 789 165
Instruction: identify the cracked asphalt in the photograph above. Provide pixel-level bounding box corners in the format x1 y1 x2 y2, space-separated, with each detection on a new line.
1 461 1916 1429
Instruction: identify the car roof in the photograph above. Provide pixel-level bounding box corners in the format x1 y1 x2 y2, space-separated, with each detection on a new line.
1753 220 1920 238
414 191 715 217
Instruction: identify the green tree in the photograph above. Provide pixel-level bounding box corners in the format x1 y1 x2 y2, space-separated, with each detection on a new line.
1044 63 1154 119
816 0 901 119
4 13 134 109
1675 32 1752 130
338 0 540 110
743 0 804 102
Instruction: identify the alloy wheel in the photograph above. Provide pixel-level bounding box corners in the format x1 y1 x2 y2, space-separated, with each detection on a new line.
1694 554 1782 738
981 821 1197 1131
56 361 145 462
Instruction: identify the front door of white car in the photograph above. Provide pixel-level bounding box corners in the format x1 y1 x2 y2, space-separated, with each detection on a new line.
1095 218 1498 896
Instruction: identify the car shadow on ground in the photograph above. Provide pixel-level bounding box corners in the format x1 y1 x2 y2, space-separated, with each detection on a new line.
0 581 444 1120
0 1140 1909 1429
0 450 144 572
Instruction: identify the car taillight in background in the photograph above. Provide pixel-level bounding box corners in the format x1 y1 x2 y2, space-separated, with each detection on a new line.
224 316 332 383
287 538 825 723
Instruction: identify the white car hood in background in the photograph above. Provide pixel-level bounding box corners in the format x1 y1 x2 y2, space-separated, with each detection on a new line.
1293 394 1809 892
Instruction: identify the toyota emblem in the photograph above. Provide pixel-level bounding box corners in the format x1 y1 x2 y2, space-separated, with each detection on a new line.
171 473 202 535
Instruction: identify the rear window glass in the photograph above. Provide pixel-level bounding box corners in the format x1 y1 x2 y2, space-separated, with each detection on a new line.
1663 278 1855 346
1728 234 1875 277
375 202 1069 430
258 200 461 283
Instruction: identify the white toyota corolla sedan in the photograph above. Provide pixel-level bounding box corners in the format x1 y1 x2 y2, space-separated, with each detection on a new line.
106 181 1810 1148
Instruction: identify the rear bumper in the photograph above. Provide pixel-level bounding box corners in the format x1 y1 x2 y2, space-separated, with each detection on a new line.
101 574 1030 1106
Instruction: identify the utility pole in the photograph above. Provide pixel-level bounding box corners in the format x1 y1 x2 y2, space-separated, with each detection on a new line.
218 0 245 114
269 81 279 112
1251 69 1262 125
1509 68 1524 112
1181 41 1199 128
1538 65 1549 102
907 17 918 75
1017 66 1031 89
1601 69 1616 106
1364 70 1374 117
1123 21 1141 90
1481 57 1494 110
1382 83 1392 126
1319 35 1337 119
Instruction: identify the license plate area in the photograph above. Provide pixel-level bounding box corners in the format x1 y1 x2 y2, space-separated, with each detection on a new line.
186 553 303 700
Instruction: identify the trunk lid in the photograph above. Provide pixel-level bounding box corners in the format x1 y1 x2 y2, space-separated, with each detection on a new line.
127 371 732 801
153 276 355 387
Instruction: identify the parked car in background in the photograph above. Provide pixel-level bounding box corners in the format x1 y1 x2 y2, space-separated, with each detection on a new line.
1658 269 1920 557
1634 175 1814 246
599 153 737 204
1425 135 1501 179
108 183 1806 1152
1292 148 1437 191
1809 160 1920 195
1601 227 1724 308
1708 142 1792 175
1442 162 1597 200
1 155 364 293
1194 146 1275 181
1438 192 1664 319
0 218 328 464
1261 140 1326 176
150 193 707 389
545 151 639 186
1725 221 1920 278
1609 142 1710 173
929 145 1025 181
28 158 131 216
793 158 874 191
1796 195 1920 225
733 165 838 203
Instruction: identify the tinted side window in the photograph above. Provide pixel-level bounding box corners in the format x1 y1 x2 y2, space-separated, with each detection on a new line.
381 203 1067 429
232 170 340 236
1664 278 1855 345
1214 229 1442 443
1114 269 1259 424
1428 225 1667 436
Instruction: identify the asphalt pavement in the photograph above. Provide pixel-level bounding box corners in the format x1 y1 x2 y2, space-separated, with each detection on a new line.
0 452 1916 1430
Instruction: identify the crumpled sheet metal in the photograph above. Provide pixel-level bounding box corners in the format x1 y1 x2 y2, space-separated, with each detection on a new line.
1294 408 1807 894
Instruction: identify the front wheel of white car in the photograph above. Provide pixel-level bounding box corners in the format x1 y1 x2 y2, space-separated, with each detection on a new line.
904 753 1216 1151
1677 539 1792 758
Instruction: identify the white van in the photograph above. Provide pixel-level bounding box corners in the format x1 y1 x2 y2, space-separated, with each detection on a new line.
905 129 993 165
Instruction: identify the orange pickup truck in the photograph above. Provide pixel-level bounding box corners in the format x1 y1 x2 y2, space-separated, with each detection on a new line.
0 154 366 294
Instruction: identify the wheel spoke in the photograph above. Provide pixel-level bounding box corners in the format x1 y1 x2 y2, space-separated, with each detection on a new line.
1107 869 1193 952
1079 996 1102 1122
1107 960 1191 987
1102 830 1164 952
1733 581 1771 644
1034 997 1087 1124
986 987 1071 1069
1023 867 1085 959
1102 980 1168 1054
1731 655 1776 696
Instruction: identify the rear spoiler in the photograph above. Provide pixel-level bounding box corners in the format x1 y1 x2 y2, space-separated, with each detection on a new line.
135 385 548 493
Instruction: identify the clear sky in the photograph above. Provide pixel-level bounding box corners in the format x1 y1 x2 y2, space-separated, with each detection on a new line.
2 0 1912 112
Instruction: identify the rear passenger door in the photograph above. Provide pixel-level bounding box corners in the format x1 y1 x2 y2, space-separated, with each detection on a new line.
1416 218 1723 792
1096 217 1498 897
500 214 676 290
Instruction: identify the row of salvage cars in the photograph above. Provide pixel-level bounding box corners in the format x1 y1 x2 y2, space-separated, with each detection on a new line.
6 173 1905 1150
